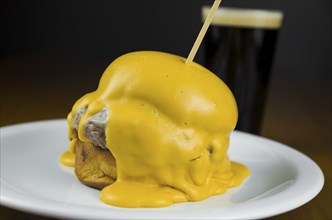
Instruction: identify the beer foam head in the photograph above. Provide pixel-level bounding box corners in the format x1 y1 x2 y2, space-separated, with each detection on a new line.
202 7 283 29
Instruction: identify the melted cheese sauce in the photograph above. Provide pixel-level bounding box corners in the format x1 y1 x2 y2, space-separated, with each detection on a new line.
60 51 249 207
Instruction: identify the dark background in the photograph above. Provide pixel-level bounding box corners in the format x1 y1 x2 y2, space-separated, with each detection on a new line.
1 0 331 219
1 0 331 75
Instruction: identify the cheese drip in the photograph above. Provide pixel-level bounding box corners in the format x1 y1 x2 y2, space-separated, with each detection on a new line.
60 51 249 207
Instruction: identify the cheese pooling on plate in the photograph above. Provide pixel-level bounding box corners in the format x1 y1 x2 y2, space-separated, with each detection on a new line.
60 51 249 207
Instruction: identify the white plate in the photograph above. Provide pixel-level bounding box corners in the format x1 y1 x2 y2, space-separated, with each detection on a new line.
0 119 324 219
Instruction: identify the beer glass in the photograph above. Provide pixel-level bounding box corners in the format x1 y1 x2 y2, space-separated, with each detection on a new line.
202 7 283 134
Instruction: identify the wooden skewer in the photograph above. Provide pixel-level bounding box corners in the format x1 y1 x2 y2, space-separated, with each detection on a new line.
185 0 222 64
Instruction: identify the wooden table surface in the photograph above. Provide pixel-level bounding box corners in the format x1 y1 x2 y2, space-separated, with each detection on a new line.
1 55 331 220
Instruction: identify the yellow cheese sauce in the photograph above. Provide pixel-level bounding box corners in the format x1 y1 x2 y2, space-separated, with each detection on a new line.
60 51 249 207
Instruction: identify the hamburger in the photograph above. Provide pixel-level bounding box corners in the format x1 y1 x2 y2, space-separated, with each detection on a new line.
60 51 249 207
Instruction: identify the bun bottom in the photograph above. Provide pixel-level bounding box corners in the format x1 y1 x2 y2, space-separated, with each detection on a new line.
75 140 117 189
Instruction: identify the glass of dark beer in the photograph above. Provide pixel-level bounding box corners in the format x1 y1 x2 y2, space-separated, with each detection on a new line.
202 7 283 134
